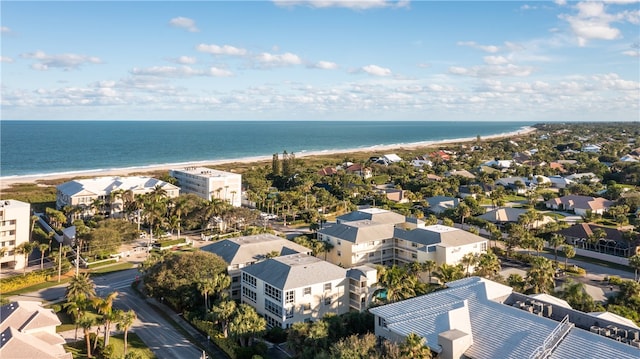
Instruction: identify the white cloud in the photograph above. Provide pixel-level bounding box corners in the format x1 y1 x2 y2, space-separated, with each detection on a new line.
622 50 640 57
361 64 392 76
21 51 101 70
255 52 302 66
130 65 232 77
1 26 11 33
449 63 534 77
169 56 198 65
272 0 408 10
559 1 639 46
169 17 199 32
0 56 14 63
457 41 500 53
554 0 567 5
196 43 248 56
484 55 509 65
311 61 339 70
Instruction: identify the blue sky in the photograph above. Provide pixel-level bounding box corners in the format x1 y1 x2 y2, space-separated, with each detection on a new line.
1 0 639 121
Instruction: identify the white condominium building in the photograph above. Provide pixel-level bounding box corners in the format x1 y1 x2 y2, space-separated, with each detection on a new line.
240 253 351 329
56 176 179 218
169 167 241 206
0 200 31 270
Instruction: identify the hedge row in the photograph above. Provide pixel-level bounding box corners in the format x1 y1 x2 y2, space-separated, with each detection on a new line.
189 316 238 359
0 269 52 293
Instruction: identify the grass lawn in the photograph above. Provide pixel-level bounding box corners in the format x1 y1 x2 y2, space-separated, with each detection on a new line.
65 332 156 359
90 262 136 275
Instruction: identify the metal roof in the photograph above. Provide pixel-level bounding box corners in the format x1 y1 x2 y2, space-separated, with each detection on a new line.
200 234 311 265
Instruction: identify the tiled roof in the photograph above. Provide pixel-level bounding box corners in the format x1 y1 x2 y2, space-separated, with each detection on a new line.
0 327 71 359
0 301 60 332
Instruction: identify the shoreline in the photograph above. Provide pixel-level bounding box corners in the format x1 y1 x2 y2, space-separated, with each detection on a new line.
0 126 536 190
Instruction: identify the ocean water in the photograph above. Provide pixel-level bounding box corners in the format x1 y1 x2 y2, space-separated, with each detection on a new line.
0 121 533 178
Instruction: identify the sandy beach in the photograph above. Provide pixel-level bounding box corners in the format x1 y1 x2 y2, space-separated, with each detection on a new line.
0 126 536 191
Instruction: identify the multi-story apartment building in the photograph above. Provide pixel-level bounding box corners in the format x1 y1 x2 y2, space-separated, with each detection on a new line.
169 167 241 206
241 253 356 329
318 208 487 268
0 200 31 270
56 176 179 218
200 233 312 299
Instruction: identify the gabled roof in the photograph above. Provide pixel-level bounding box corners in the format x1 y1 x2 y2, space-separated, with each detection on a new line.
242 253 346 290
200 234 311 266
318 221 395 243
545 195 614 211
336 208 405 225
394 225 487 248
0 327 71 359
556 223 637 244
317 167 338 176
57 176 178 197
0 301 61 333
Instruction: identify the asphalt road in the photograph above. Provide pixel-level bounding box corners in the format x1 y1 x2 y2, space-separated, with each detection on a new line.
9 268 203 359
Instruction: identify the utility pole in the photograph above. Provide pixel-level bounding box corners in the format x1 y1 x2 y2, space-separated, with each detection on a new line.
57 241 62 282
75 240 80 277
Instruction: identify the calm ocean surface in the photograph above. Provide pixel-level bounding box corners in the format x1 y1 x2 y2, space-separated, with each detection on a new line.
0 121 533 178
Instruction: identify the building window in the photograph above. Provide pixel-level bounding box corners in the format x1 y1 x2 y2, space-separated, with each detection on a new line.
411 242 418 248
324 282 331 291
242 287 256 302
369 252 375 257
232 290 239 297
337 250 342 256
285 290 295 304
481 242 487 251
265 299 283 317
303 287 311 296
324 296 332 305
264 314 280 329
242 272 256 288
232 276 239 283
412 253 417 259
302 303 311 312
265 283 282 302
378 317 387 328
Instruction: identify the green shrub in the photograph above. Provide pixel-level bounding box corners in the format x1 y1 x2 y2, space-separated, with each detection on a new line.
0 269 52 293
190 317 238 359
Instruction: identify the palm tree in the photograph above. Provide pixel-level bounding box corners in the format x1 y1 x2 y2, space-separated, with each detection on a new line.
629 254 640 282
197 278 216 316
400 332 431 359
38 242 49 270
562 245 575 270
434 263 465 284
92 291 119 347
526 256 555 294
16 241 35 276
460 253 478 277
548 234 565 266
116 309 137 356
475 251 501 278
422 260 436 284
78 315 96 358
66 273 96 302
456 202 471 228
229 304 267 347
377 265 417 303
210 300 237 338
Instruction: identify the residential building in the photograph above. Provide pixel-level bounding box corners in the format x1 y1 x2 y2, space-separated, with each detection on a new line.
544 195 614 216
317 167 338 176
548 175 574 189
0 301 72 359
582 144 602 153
240 253 350 329
169 167 241 205
445 169 476 180
319 209 488 268
0 200 31 270
370 277 640 359
56 176 179 218
345 163 372 179
565 172 600 184
476 207 554 229
424 196 460 214
336 208 406 225
410 156 433 168
556 223 639 258
393 225 488 269
200 234 311 299
374 185 409 203
346 265 378 312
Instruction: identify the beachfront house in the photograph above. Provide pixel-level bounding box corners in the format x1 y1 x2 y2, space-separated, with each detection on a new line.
169 167 242 206
0 200 31 270
56 176 179 218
